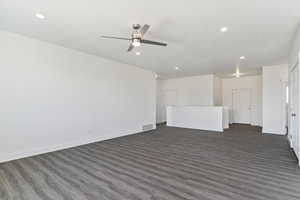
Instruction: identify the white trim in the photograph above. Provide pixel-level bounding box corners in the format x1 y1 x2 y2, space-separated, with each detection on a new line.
0 128 150 163
290 59 299 73
262 130 286 135
231 88 252 125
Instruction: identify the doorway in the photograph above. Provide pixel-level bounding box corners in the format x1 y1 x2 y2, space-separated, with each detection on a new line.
232 89 252 124
160 90 177 123
290 63 299 159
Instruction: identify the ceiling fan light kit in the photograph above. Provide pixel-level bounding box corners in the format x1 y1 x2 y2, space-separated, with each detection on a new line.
132 38 141 47
102 24 167 52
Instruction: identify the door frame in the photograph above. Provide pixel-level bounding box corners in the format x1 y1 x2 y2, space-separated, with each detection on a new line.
289 56 299 161
160 89 178 123
231 88 252 125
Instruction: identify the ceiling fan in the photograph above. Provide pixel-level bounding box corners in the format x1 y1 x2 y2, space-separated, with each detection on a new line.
101 24 167 52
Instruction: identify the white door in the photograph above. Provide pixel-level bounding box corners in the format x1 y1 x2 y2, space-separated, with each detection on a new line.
161 90 177 122
232 89 251 124
290 65 299 158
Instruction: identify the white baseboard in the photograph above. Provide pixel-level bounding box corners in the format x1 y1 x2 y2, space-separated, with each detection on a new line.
262 131 286 135
0 129 142 163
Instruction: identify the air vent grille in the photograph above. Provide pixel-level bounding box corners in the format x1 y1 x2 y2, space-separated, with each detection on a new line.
142 124 154 132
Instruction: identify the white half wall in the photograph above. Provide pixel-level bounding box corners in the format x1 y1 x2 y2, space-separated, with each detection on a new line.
0 30 156 163
222 75 262 126
167 106 224 132
262 65 288 135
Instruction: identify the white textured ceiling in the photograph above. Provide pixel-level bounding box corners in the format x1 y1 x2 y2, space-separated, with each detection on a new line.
0 0 299 79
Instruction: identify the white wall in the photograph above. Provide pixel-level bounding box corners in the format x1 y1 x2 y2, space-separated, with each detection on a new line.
161 75 215 106
156 80 164 123
288 24 300 161
213 76 222 106
0 30 156 163
262 65 288 135
156 75 217 123
289 25 300 68
222 75 262 126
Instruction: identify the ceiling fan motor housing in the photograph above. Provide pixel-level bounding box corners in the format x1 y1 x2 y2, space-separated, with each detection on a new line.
101 24 167 51
132 31 142 39
133 24 141 30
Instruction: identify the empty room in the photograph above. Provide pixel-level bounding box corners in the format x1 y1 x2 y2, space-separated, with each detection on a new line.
1 0 300 199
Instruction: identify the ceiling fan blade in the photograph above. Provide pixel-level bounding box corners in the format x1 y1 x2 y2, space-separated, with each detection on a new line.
140 24 150 36
127 43 134 52
101 36 131 40
141 39 167 46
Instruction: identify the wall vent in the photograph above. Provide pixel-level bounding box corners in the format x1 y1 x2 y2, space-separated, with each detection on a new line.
142 124 154 132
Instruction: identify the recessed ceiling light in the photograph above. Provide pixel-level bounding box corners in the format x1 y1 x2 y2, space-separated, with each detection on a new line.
35 13 45 19
240 56 246 60
175 66 180 70
135 52 141 56
220 27 228 32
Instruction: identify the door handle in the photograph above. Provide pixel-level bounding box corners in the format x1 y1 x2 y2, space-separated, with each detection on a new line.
292 113 296 117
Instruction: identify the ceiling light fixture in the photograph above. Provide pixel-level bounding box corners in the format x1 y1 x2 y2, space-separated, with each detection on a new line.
135 52 141 56
35 13 45 19
220 27 228 32
240 56 246 60
175 66 180 70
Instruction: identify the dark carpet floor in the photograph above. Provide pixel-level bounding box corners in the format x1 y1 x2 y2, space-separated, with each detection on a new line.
0 124 300 200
